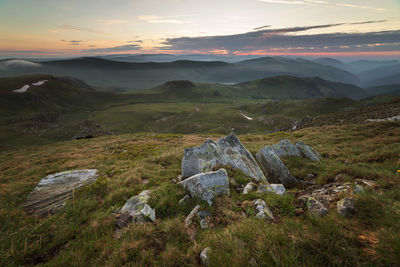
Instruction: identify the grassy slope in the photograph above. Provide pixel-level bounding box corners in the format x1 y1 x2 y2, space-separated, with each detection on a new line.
238 76 368 100
0 122 399 266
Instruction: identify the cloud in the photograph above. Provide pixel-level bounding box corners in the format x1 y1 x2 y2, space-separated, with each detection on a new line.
60 39 85 46
259 0 386 11
253 25 271 30
335 3 386 12
128 40 143 43
82 44 141 53
57 25 105 34
138 15 189 24
99 19 130 25
159 21 400 54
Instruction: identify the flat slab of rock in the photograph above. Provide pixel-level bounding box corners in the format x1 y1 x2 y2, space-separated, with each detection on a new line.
181 133 266 182
23 169 99 217
179 169 229 205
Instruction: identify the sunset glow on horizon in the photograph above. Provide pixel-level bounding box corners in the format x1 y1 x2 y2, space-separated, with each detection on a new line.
1 0 399 59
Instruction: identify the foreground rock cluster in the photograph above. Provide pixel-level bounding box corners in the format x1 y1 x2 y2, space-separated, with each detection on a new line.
22 132 374 265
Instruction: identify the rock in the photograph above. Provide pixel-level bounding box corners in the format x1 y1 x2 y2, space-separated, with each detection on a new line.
353 185 365 194
295 141 321 162
181 133 266 182
344 160 352 165
307 173 315 179
253 199 275 221
306 197 328 217
365 115 400 123
256 147 298 187
23 169 99 217
116 190 156 228
356 179 377 188
179 194 191 206
200 247 211 266
270 139 301 157
179 169 230 205
334 173 345 182
337 197 355 217
298 182 350 207
185 205 200 228
197 211 211 229
243 182 257 194
257 183 286 195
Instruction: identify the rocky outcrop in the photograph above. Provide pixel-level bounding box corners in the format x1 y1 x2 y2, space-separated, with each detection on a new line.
295 141 321 162
115 190 155 228
23 169 99 217
256 139 321 187
365 115 400 123
181 133 266 182
337 197 355 217
179 169 230 205
298 182 351 207
256 146 298 187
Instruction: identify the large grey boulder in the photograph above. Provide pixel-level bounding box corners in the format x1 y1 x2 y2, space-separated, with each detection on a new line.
270 139 301 157
115 190 156 228
256 147 298 187
23 169 99 217
179 169 230 205
295 141 321 162
181 133 266 182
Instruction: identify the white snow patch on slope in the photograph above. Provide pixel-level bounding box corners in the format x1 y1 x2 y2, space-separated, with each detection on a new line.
0 59 41 70
240 111 253 120
32 80 48 86
13 85 30 93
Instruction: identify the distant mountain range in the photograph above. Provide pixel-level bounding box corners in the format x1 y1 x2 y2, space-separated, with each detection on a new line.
1 55 399 91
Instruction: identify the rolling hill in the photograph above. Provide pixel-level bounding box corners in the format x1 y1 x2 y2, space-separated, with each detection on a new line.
236 76 368 100
0 56 361 90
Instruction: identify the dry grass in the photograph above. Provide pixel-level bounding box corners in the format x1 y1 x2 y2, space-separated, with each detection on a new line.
0 122 399 266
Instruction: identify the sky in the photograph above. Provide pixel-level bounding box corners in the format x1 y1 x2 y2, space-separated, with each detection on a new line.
0 0 399 59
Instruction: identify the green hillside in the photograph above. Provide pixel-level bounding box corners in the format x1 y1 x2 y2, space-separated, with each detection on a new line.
237 76 368 100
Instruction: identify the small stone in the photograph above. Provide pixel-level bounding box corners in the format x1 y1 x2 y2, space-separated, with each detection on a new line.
230 178 238 186
172 179 177 184
356 179 377 188
243 182 257 194
337 197 355 217
197 210 211 219
200 247 211 266
334 173 345 182
307 197 328 217
179 194 191 206
353 185 365 194
307 173 315 179
185 205 200 228
344 160 352 165
199 219 209 229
